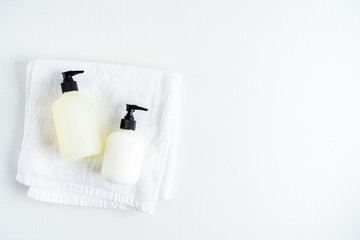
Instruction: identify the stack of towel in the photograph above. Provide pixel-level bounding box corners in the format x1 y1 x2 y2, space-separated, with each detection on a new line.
17 59 180 214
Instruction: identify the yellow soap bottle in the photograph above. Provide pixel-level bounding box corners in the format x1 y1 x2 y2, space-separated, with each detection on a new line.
52 70 102 160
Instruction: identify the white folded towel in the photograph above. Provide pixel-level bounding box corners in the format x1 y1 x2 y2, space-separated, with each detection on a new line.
17 59 180 214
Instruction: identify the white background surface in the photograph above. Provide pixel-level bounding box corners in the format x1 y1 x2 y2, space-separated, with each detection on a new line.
1 0 360 239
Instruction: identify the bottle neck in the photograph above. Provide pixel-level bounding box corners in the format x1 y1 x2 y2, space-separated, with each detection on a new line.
63 90 78 94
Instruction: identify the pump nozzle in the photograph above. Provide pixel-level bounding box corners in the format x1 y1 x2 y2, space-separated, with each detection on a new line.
120 104 148 130
61 70 84 93
62 70 84 81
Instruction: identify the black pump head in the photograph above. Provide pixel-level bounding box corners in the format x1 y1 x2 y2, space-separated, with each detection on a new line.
61 70 84 93
120 104 148 130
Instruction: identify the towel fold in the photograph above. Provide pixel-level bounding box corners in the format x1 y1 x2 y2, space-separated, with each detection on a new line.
17 59 180 214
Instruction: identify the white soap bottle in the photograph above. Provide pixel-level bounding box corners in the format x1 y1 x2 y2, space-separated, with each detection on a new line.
102 104 148 184
52 70 102 160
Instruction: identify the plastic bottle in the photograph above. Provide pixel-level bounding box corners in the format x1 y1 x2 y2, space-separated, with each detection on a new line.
52 70 102 160
102 104 148 184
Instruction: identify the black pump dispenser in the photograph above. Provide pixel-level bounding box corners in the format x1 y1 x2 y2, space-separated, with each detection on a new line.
120 104 148 130
61 70 84 93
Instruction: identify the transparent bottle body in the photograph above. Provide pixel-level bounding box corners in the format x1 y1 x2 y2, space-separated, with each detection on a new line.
52 91 102 159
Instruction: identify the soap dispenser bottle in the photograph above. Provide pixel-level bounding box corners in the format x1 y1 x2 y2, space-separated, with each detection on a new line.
52 70 102 160
102 104 148 184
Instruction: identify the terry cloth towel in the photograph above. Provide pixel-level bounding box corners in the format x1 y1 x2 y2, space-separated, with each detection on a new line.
17 59 180 214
